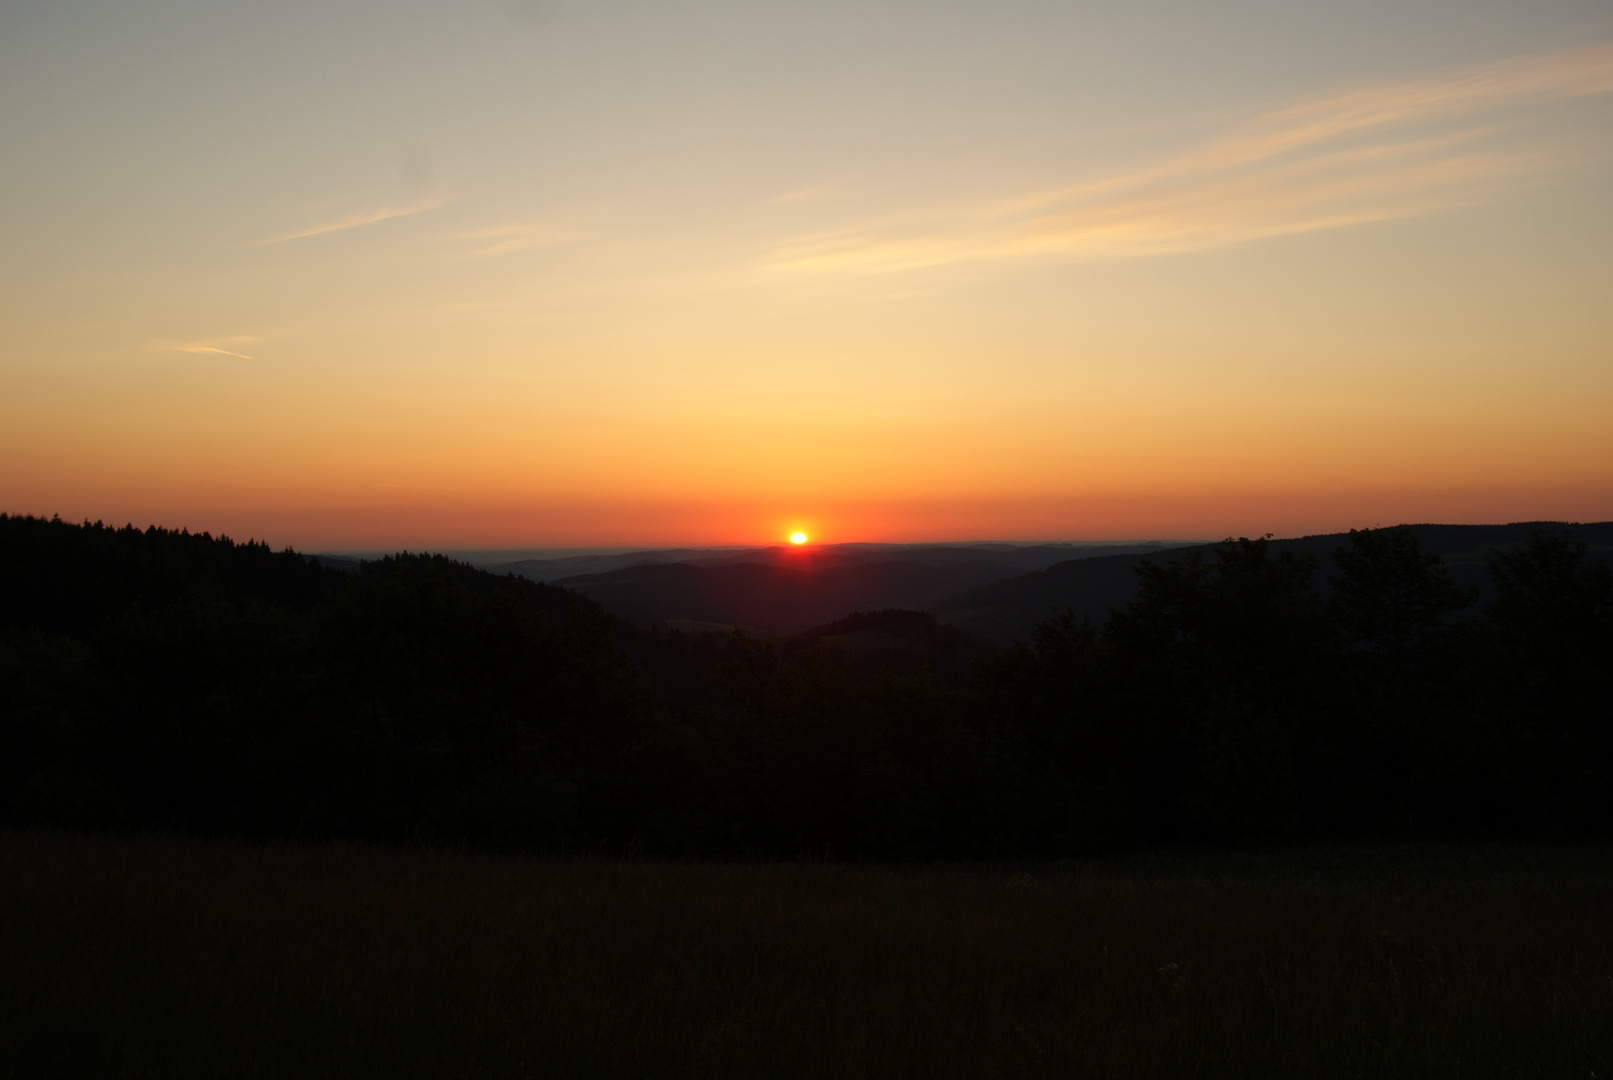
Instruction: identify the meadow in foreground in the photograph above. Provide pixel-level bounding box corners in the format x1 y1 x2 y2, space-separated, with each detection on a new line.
2 831 1610 1078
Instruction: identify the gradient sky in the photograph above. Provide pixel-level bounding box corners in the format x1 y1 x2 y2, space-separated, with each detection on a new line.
3 1 1611 548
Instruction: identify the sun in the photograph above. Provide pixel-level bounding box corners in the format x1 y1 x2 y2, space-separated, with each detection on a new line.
789 532 808 545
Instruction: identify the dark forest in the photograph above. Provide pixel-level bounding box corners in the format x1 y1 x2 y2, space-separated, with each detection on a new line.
3 513 1609 859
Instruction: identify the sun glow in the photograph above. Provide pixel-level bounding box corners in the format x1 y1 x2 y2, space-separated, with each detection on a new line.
789 532 808 545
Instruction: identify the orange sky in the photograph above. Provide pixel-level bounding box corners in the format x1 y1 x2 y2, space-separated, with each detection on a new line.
2 2 1611 550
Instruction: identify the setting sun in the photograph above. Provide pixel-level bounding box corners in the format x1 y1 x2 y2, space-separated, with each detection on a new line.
789 532 808 545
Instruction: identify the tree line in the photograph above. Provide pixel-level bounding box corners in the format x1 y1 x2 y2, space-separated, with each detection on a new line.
2 514 1608 857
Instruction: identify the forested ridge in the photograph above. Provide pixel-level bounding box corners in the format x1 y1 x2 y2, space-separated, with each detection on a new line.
2 513 1609 857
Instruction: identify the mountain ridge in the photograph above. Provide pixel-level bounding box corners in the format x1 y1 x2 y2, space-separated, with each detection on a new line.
524 523 1613 642
937 521 1613 642
544 542 1175 632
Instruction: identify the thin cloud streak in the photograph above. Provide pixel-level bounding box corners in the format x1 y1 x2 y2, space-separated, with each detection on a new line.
182 345 256 360
255 194 453 245
763 41 1613 274
457 219 583 257
154 335 260 360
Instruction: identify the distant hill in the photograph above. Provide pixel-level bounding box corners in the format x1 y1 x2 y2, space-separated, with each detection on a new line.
935 522 1613 643
498 541 1175 584
554 559 1000 633
801 608 988 685
493 548 765 583
546 543 1174 632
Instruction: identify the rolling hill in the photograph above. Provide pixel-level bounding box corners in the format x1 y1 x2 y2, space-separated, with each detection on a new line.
524 524 1613 643
544 542 1173 633
934 521 1613 642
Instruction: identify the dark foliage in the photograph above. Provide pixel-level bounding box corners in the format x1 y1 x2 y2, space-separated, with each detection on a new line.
0 515 639 849
2 514 1609 857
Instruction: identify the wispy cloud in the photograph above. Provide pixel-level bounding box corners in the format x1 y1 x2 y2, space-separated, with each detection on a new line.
456 219 583 257
255 194 453 246
155 335 260 360
763 41 1613 273
181 344 256 359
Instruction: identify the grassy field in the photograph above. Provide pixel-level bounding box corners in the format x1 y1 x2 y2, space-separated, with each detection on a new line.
2 832 1610 1078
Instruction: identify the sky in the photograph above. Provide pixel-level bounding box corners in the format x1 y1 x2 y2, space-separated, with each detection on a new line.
2 0 1611 549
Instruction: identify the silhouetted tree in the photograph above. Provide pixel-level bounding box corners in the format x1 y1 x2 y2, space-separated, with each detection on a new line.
1104 537 1334 840
1480 533 1613 831
1324 527 1475 834
1330 526 1474 665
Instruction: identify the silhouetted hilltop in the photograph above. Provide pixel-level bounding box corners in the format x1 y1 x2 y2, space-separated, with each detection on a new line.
0 515 595 639
801 608 988 684
356 551 589 622
0 513 629 848
937 521 1613 642
805 607 968 644
1 515 339 638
